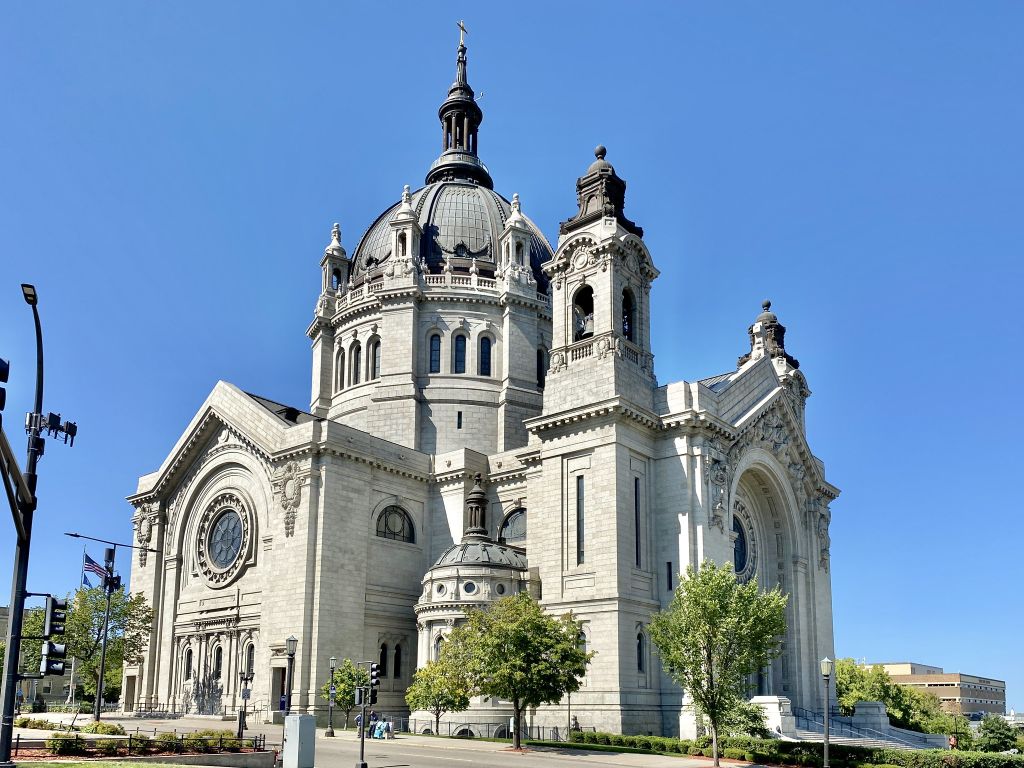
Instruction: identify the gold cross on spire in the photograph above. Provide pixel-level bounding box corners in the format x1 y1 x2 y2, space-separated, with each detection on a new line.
457 20 468 46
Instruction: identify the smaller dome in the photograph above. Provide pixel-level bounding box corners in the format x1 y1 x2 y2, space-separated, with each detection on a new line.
434 540 527 570
756 299 778 324
587 145 613 173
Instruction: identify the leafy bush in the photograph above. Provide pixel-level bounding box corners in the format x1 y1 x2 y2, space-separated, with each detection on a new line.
688 746 704 755
46 734 87 756
633 736 652 750
609 734 624 746
724 747 748 759
95 737 123 756
129 733 153 754
581 731 598 743
155 731 182 753
82 720 126 735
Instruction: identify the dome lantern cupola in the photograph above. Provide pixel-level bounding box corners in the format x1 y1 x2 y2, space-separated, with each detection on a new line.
425 24 493 189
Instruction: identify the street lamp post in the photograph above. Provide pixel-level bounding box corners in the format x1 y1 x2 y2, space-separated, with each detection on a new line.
325 656 337 737
285 636 297 716
0 284 44 767
820 657 834 768
237 669 254 739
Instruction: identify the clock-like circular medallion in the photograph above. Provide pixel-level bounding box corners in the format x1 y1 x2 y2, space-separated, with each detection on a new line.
197 492 251 587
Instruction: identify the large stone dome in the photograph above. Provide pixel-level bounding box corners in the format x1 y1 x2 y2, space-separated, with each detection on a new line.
433 539 528 569
350 180 553 288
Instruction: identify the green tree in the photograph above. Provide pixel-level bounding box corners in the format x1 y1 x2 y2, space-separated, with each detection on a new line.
63 587 153 701
649 561 787 767
405 656 471 735
319 658 369 729
976 714 1016 752
834 658 948 734
446 592 591 750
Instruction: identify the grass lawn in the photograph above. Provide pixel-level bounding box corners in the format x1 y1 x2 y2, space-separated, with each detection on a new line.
19 763 183 768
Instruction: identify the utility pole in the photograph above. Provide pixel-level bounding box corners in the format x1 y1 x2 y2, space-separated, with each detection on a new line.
93 547 118 721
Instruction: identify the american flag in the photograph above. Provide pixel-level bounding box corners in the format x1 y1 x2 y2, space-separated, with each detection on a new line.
84 553 107 579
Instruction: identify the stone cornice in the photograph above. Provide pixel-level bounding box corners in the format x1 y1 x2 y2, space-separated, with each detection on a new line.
525 398 660 435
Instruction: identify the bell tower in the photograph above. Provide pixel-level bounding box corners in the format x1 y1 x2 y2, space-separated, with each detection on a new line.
541 146 659 416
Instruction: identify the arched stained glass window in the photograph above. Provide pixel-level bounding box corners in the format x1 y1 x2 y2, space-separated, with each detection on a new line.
393 645 402 678
429 334 441 373
376 505 415 543
379 643 389 678
479 336 492 377
213 646 223 679
184 648 193 680
350 343 361 385
370 340 381 380
245 644 255 675
499 508 527 544
637 633 646 673
453 335 467 374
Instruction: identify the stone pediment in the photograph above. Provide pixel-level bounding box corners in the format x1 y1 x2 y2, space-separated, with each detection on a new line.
726 394 838 504
128 382 285 508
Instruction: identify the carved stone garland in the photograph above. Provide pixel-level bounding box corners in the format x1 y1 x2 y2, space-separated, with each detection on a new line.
273 460 308 538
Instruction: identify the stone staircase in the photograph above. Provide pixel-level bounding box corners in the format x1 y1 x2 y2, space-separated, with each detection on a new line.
792 726 916 750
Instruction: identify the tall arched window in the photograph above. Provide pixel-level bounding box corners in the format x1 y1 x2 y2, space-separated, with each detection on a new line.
515 241 524 265
376 505 415 543
578 631 588 655
572 286 595 341
245 644 255 675
537 348 546 389
433 635 444 661
453 334 467 374
478 336 492 377
350 343 361 385
398 232 407 259
331 269 342 290
429 334 441 374
379 643 389 678
184 648 193 680
369 339 381 380
213 646 223 679
622 288 636 342
336 350 345 392
393 645 402 679
637 632 646 673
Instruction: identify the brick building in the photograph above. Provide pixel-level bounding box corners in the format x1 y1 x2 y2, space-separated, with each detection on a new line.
878 663 1006 716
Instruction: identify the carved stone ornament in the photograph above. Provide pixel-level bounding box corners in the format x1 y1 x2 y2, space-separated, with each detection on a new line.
815 498 831 571
135 507 155 567
703 456 728 532
196 492 251 588
273 460 305 538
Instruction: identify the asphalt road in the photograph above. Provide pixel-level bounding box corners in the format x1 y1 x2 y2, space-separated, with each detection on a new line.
13 713 718 768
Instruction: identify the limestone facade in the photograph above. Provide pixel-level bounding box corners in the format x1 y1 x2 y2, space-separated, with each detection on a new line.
124 38 839 737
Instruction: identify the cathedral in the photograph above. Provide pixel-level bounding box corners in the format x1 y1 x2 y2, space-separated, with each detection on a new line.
124 36 839 737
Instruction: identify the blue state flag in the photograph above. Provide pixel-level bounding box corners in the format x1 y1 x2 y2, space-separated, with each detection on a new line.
82 573 93 588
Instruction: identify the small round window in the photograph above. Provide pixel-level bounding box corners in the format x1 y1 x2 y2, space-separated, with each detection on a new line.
496 583 505 595
436 583 446 595
463 581 476 594
209 509 243 569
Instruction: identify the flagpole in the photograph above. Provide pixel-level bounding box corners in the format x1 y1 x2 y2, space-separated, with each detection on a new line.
81 545 86 587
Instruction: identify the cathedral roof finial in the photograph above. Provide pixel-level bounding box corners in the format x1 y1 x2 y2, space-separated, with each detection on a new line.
325 222 346 259
425 27 493 188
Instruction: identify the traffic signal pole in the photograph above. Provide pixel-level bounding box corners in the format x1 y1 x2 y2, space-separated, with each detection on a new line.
93 548 115 722
0 290 44 767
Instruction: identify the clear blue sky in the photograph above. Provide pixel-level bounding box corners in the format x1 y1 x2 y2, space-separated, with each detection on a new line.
2 3 1021 710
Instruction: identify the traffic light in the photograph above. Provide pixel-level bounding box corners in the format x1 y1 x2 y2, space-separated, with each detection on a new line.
40 640 67 676
354 687 364 706
43 596 67 637
0 357 9 415
369 662 380 704
106 574 122 593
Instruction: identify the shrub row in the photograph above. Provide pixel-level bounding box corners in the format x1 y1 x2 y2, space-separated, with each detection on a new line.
567 732 1024 768
13 717 75 731
45 728 243 757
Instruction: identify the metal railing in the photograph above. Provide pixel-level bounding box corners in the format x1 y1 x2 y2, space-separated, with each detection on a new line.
791 706 932 749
